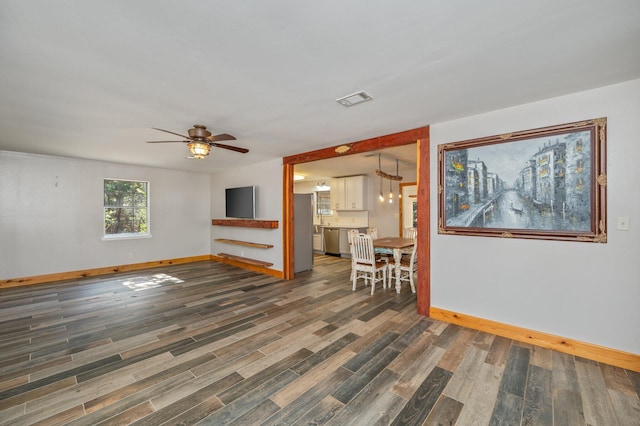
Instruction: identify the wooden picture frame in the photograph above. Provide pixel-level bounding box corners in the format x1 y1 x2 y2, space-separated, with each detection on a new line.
438 118 607 242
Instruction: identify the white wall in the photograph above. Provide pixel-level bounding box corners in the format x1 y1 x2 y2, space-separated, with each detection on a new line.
295 166 418 235
368 166 417 237
3 80 637 356
210 158 283 270
430 79 640 354
0 151 211 279
293 181 317 194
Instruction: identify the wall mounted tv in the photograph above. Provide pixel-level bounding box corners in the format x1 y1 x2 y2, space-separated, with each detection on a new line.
225 186 256 219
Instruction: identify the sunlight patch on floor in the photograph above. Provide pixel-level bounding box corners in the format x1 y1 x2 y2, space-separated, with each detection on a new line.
120 273 184 291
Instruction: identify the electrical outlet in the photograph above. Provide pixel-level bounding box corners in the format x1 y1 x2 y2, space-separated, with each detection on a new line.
617 216 630 230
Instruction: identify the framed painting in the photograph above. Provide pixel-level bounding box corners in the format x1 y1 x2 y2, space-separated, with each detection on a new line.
438 118 607 242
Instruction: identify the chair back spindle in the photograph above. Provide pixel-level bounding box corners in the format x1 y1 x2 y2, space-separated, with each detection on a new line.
403 227 417 240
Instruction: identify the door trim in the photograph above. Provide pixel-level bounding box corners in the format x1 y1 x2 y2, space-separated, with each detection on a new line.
282 126 431 315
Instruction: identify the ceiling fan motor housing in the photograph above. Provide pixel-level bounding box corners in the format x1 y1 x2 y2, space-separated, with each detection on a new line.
188 124 211 140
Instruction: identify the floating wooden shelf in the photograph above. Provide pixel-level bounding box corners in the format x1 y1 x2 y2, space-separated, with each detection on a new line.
212 219 279 229
217 253 273 267
214 239 273 249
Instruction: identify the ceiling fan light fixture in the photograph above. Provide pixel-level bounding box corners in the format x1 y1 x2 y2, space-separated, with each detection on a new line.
148 125 246 158
187 142 210 159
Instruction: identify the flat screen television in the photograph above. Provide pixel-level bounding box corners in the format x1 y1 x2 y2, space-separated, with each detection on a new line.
225 186 256 219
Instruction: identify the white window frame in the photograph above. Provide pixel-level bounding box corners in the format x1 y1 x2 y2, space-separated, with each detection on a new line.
102 178 151 240
316 190 333 216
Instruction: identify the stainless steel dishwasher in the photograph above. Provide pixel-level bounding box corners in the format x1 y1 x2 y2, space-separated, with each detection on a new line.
323 227 341 256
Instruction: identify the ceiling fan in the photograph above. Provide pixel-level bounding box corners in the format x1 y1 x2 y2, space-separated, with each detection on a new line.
146 124 249 159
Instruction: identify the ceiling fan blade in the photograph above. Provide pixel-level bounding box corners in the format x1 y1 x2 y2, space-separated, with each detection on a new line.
208 133 236 142
152 127 191 139
211 143 249 153
146 140 186 143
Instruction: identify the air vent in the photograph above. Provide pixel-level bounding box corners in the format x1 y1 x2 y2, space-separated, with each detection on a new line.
336 90 374 107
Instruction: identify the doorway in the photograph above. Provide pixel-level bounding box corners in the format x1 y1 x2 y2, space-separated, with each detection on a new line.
282 126 431 316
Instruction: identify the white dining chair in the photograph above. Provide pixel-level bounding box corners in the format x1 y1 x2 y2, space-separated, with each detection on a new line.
387 241 417 293
366 227 378 239
347 229 360 281
367 227 393 259
402 227 417 240
351 233 387 295
401 227 417 258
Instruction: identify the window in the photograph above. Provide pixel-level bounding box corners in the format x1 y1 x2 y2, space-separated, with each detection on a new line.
316 191 332 216
104 179 150 238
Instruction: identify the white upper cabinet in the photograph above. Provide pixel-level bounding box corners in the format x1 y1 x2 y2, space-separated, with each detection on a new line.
331 175 367 210
330 178 345 210
344 175 367 210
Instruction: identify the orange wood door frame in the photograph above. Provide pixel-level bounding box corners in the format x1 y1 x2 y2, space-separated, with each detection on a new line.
282 126 431 315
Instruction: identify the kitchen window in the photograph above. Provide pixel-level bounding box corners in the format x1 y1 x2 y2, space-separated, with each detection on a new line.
316 191 332 216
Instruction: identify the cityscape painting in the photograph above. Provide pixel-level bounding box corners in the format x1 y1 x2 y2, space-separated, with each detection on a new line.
438 118 607 242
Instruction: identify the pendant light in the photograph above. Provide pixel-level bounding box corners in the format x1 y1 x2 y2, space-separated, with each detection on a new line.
397 159 402 200
388 159 397 203
378 154 384 202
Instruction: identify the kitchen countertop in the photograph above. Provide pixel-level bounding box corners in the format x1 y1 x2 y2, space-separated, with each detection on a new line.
315 225 368 229
314 225 368 235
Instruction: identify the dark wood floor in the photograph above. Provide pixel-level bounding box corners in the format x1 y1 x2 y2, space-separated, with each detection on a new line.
1 256 639 425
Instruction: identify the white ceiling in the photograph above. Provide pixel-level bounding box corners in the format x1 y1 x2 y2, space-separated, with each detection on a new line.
1 1 639 177
295 143 419 182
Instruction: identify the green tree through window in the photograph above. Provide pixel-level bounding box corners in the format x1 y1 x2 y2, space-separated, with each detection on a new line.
104 179 149 236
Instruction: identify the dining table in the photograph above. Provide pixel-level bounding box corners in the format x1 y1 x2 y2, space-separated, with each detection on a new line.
372 237 415 293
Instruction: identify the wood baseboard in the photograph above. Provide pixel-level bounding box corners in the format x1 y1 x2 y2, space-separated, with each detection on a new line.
0 254 285 288
430 307 640 372
0 255 212 288
210 255 284 279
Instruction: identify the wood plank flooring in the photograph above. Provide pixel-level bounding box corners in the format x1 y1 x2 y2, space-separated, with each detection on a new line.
1 255 639 425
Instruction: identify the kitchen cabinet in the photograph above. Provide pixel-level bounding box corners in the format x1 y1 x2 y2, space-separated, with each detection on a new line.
339 227 368 256
345 175 367 210
330 178 346 210
313 233 323 252
330 175 367 210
